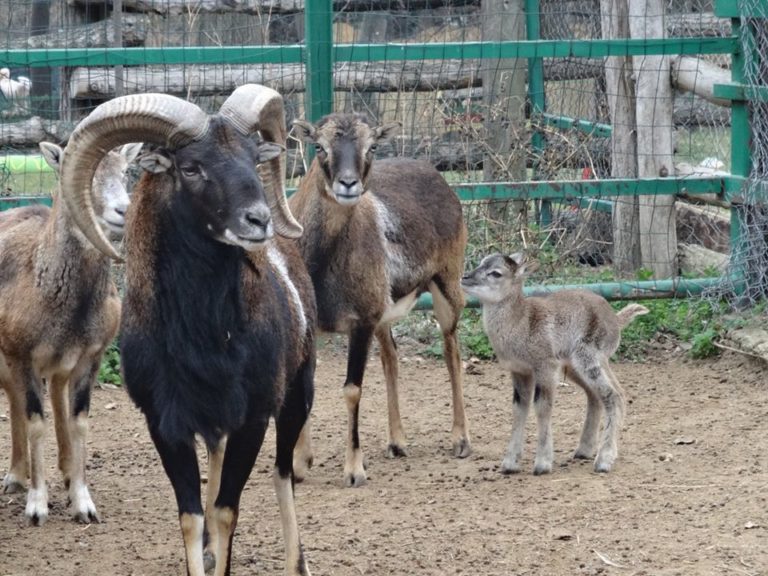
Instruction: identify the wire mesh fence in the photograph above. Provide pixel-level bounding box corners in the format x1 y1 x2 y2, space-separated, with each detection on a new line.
0 0 749 295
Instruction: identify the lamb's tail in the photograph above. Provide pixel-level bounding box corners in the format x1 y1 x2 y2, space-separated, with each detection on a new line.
616 303 650 329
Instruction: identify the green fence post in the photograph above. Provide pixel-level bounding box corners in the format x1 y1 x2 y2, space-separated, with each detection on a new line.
726 9 752 297
304 0 334 122
525 0 550 228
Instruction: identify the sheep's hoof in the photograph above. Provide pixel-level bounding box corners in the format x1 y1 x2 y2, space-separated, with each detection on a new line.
293 455 313 483
343 471 368 488
2 474 25 494
25 490 49 526
500 458 521 475
453 437 472 459
203 550 216 573
532 463 552 476
573 450 594 460
386 443 407 458
593 460 613 473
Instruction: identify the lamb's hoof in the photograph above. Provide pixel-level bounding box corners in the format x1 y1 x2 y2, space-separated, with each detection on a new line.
386 443 408 458
500 458 521 475
593 460 613 473
532 463 552 476
2 474 25 494
453 437 472 459
73 509 100 524
203 550 216 573
343 471 368 488
573 450 594 460
25 489 49 526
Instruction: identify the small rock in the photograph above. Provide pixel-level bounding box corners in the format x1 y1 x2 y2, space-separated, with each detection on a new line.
105 402 118 410
674 437 696 445
658 453 674 462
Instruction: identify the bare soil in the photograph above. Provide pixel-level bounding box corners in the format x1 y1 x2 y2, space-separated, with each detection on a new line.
1 340 767 576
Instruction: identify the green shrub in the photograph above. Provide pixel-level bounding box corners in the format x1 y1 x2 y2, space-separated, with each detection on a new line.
98 342 122 386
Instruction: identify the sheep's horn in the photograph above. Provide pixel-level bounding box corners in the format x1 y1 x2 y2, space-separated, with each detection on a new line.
219 84 303 239
61 94 210 260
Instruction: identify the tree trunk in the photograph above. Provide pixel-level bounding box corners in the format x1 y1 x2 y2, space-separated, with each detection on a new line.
481 0 528 226
630 0 678 278
601 0 641 273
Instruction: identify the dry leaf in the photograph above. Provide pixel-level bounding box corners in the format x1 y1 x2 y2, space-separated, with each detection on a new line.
593 549 626 568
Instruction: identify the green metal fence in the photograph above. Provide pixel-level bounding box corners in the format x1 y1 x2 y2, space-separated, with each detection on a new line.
0 0 763 306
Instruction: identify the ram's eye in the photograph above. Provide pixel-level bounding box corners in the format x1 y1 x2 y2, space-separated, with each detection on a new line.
368 144 378 154
314 143 325 154
488 270 502 278
180 164 200 178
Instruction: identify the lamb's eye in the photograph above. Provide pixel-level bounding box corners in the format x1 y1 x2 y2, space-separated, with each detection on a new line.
314 143 325 154
369 144 378 153
488 270 502 278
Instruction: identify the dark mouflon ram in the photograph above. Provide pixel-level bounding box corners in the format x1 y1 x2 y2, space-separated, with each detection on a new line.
289 113 471 488
461 252 649 475
0 139 140 525
60 85 316 576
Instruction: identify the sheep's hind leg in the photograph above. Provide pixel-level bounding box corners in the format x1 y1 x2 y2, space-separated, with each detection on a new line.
375 324 407 458
592 360 626 473
2 378 29 494
292 419 314 483
501 373 533 474
343 326 373 487
565 366 602 460
429 280 471 458
203 438 226 573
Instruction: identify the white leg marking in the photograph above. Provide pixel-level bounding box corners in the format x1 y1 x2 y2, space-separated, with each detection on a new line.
26 414 48 525
69 413 99 522
274 468 311 575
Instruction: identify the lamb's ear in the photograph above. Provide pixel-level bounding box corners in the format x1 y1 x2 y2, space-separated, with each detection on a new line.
506 252 527 275
292 119 317 143
138 150 173 174
39 142 63 174
374 121 401 143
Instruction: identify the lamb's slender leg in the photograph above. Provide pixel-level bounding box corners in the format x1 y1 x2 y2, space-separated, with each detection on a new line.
532 369 557 475
25 372 48 525
67 364 99 523
429 279 471 458
149 428 206 576
593 360 626 473
565 366 603 460
501 372 533 474
2 379 29 493
292 419 313 483
343 325 373 488
375 324 407 458
212 416 270 576
203 437 226 573
274 358 314 575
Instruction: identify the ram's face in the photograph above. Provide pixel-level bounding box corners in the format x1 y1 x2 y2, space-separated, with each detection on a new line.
140 119 282 251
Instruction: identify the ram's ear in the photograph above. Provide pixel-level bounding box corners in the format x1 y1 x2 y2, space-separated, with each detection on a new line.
292 119 317 143
120 142 144 164
138 150 173 174
374 121 401 143
257 141 284 163
39 142 64 174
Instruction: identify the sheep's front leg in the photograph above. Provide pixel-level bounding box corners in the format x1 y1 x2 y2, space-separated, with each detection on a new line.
501 373 533 474
24 373 49 525
149 429 206 576
292 419 314 483
2 380 29 494
375 324 407 458
203 438 226 573
532 371 557 475
66 365 100 523
343 326 373 487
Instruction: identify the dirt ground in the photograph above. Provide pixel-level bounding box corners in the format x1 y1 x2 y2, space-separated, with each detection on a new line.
1 339 767 576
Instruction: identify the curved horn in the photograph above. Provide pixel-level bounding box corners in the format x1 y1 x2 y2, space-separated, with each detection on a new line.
219 84 303 239
61 94 210 260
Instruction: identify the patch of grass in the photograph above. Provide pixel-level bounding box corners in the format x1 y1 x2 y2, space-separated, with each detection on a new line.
615 298 727 360
458 309 495 360
98 342 122 386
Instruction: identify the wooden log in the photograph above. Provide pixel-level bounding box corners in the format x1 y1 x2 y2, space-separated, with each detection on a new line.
673 93 731 127
8 14 148 49
678 242 728 276
676 202 730 253
671 56 731 107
